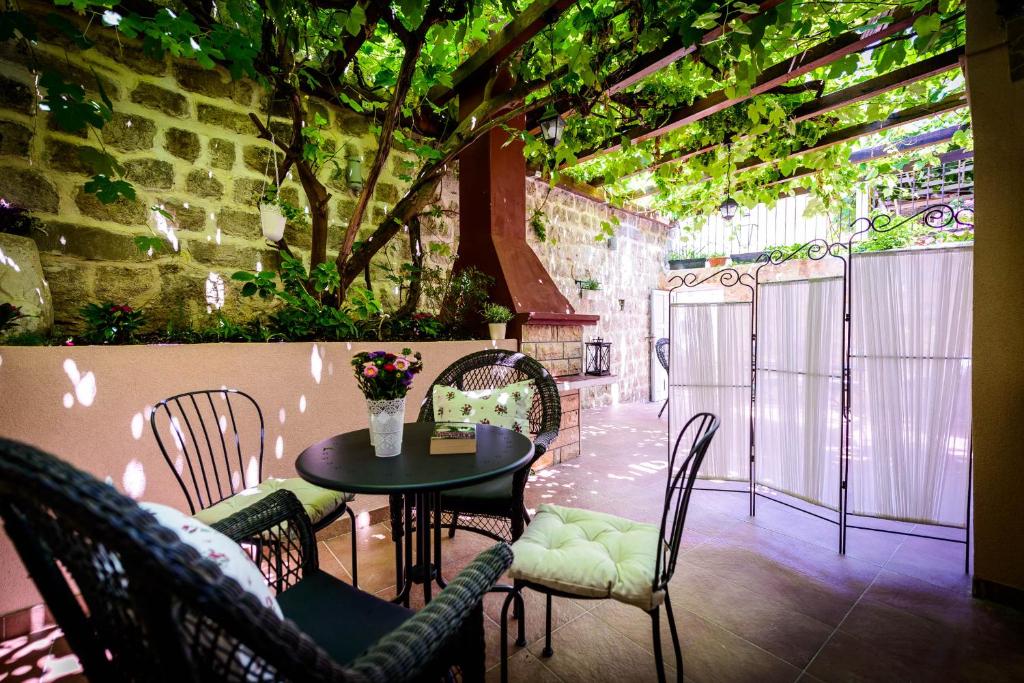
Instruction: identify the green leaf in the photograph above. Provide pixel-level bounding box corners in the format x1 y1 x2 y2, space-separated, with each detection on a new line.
83 176 135 204
240 282 258 297
231 271 256 282
133 235 165 254
77 147 124 177
912 14 941 40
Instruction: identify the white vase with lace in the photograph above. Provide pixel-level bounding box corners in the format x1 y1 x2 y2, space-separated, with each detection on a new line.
367 398 405 457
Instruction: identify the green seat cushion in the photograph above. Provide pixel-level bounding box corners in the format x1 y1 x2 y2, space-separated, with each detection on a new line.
193 477 354 526
277 569 413 664
509 503 664 610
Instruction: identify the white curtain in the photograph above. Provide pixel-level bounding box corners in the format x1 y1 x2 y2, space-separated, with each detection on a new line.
848 247 972 527
669 301 750 481
755 278 844 509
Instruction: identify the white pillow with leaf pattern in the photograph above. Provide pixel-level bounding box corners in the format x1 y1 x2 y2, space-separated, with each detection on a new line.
432 380 534 435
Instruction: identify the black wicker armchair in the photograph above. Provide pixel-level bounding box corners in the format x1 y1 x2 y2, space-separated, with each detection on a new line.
408 349 561 546
655 337 670 418
0 437 512 682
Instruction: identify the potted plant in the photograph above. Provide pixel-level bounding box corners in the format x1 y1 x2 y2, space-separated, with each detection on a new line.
482 303 513 340
667 250 705 270
351 349 424 457
729 251 763 264
576 278 601 299
706 252 729 268
258 185 303 243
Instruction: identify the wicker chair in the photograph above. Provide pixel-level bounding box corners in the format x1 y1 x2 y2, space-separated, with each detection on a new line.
409 350 561 545
655 338 670 418
150 388 359 586
499 413 719 683
0 437 512 682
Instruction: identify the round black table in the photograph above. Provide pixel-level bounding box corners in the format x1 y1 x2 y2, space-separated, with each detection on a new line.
296 422 534 605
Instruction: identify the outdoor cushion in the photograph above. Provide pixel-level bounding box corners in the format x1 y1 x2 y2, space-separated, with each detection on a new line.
140 502 283 617
509 503 664 610
441 472 514 502
193 477 353 526
277 568 413 664
432 380 534 435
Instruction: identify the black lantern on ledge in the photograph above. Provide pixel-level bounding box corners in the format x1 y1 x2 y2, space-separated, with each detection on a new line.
585 337 612 377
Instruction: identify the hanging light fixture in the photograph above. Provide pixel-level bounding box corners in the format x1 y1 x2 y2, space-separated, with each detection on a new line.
719 143 739 221
538 28 565 147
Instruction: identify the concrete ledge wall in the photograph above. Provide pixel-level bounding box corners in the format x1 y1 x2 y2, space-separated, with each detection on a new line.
0 339 514 617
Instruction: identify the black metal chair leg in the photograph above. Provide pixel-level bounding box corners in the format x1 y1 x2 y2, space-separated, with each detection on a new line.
515 589 526 646
500 589 518 683
658 398 668 418
542 593 554 657
344 505 358 588
651 607 666 683
665 591 683 681
448 509 458 538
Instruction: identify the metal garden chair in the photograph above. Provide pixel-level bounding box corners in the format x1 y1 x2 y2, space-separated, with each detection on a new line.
150 388 359 586
656 337 670 418
0 437 511 682
498 412 720 683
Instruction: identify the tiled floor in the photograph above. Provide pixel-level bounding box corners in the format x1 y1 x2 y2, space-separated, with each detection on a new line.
3 402 1023 681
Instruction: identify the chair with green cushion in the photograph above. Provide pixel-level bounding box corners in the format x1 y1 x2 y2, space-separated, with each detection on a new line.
499 412 719 683
150 388 359 586
414 350 561 545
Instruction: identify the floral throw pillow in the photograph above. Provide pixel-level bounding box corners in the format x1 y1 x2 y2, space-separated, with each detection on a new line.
140 502 283 618
432 379 534 435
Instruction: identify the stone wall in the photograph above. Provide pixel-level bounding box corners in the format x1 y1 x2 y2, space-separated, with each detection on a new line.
0 8 435 332
526 179 670 408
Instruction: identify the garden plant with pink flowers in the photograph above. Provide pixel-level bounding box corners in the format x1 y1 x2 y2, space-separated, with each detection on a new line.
351 349 424 401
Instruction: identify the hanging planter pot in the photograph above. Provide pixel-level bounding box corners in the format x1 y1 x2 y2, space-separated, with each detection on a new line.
259 202 286 242
706 256 728 268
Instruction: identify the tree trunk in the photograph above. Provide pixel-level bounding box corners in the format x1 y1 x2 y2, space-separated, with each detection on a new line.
393 215 424 318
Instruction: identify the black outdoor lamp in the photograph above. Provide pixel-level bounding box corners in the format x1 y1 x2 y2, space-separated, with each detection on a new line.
719 142 739 221
585 337 612 377
539 104 565 146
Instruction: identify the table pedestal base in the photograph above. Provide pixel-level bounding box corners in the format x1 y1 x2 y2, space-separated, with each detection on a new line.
392 491 448 606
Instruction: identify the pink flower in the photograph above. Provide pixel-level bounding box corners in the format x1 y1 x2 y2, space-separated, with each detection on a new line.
394 357 410 371
363 365 379 378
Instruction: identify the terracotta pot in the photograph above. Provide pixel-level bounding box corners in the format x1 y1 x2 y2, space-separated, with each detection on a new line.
706 256 728 268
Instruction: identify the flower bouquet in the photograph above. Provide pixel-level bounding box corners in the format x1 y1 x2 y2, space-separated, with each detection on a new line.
352 348 423 457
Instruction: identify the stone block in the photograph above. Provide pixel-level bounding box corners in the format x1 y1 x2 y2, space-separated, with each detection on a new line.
549 426 579 451
1 167 59 213
567 357 583 375
187 239 280 270
336 109 369 136
559 390 580 412
243 145 285 175
559 440 581 461
197 104 257 135
0 233 52 334
0 75 34 115
0 121 32 158
536 342 565 361
46 113 87 139
374 182 399 204
130 82 188 117
566 342 582 359
92 34 166 76
283 220 312 249
186 169 224 199
74 188 146 225
101 112 156 152
336 197 356 219
45 138 95 175
560 409 579 429
34 221 147 262
124 158 174 189
557 325 582 341
92 262 161 307
23 52 120 101
268 121 293 143
40 255 95 330
232 178 265 207
546 358 571 376
163 201 206 232
532 451 555 472
209 138 235 169
173 63 254 105
164 128 200 162
216 208 260 239
522 324 556 342
520 342 537 358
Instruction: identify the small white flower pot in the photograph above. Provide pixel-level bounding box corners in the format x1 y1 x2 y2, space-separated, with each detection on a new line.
259 202 286 242
367 397 405 457
488 323 507 340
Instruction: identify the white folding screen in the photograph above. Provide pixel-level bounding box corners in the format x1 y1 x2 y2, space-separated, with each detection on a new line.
847 246 973 527
754 278 844 510
669 301 750 481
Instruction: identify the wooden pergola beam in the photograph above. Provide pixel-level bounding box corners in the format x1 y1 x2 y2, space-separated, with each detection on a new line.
602 47 964 186
429 0 579 107
573 6 925 165
634 93 966 198
790 46 964 122
525 0 788 130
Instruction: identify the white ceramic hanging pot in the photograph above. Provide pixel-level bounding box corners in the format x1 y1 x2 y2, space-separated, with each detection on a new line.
259 202 286 242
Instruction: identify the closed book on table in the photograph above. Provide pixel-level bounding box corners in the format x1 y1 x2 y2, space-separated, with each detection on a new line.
430 424 477 455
